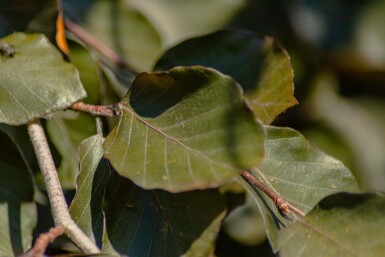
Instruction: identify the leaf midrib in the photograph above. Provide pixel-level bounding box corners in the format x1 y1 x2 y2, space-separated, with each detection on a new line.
119 103 238 172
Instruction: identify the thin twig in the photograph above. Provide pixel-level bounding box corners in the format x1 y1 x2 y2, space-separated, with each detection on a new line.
21 225 65 257
64 19 130 69
27 119 100 254
71 101 118 117
241 170 305 218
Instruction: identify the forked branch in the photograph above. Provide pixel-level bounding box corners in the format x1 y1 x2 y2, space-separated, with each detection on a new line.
241 170 305 218
27 119 100 254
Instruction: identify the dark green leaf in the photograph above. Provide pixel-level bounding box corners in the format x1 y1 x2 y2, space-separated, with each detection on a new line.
71 135 227 256
0 32 86 125
155 30 297 124
104 66 265 192
278 194 385 257
0 131 37 256
243 126 359 251
0 0 55 38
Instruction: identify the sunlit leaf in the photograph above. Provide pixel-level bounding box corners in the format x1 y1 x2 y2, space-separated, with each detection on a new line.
155 30 297 124
0 131 37 256
71 135 227 257
127 0 245 47
242 126 359 251
104 66 265 192
0 32 86 125
278 194 385 257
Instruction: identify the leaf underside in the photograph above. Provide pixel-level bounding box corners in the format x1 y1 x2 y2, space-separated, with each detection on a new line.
243 126 359 251
104 66 265 192
0 32 86 125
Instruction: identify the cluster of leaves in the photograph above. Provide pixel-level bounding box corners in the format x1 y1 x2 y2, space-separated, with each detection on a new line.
0 0 385 256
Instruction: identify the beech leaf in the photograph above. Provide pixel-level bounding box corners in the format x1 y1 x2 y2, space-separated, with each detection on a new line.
278 194 385 257
0 130 37 256
0 32 86 125
70 135 227 257
155 30 297 124
104 66 265 192
242 126 359 251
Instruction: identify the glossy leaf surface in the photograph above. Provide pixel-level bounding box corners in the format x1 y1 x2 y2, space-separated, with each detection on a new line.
0 32 86 125
104 66 265 192
243 126 359 251
155 30 297 124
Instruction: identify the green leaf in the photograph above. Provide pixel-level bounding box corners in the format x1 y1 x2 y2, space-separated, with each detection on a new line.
0 131 37 256
128 0 245 47
102 172 226 257
0 32 86 125
278 194 385 257
47 111 96 189
69 0 162 72
70 134 108 246
71 135 227 256
155 30 297 124
242 126 359 251
104 66 265 192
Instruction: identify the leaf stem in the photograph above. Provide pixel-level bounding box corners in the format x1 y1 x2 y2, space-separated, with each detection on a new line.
241 170 305 218
27 119 100 254
64 19 131 69
71 101 118 117
22 225 65 257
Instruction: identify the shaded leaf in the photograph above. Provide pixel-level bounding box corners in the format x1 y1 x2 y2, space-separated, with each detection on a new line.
278 194 385 257
47 111 96 189
70 135 227 257
0 32 86 125
102 172 226 257
128 0 245 47
66 0 162 72
155 30 297 124
0 131 37 256
242 126 358 251
70 134 109 246
104 66 265 192
0 0 55 37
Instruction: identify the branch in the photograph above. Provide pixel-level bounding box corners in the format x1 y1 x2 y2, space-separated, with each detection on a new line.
241 170 305 218
71 101 118 118
27 119 100 254
21 225 65 257
64 19 131 69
